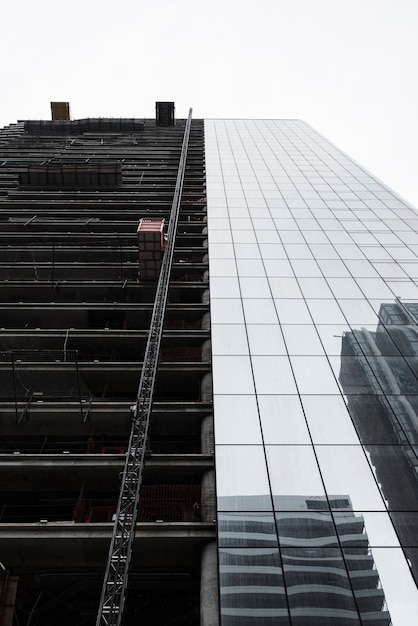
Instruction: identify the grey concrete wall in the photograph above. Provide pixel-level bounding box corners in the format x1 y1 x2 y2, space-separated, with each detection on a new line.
201 415 214 455
200 373 213 402
201 340 212 362
201 469 216 522
200 542 219 626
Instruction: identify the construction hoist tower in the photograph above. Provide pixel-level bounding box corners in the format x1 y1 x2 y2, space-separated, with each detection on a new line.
96 109 193 626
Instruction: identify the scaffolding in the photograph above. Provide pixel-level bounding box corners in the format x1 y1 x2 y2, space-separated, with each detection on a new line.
95 109 193 626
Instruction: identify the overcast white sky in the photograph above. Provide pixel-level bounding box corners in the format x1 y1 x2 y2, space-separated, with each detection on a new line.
2 0 418 206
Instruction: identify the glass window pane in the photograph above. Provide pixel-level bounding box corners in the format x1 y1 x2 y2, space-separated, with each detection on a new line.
301 395 359 444
264 259 294 277
282 325 325 355
315 446 386 511
219 548 289 623
214 395 262 444
258 243 287 259
216 446 271 511
326 277 364 299
236 259 266 276
209 258 237 276
276 511 338 547
282 547 361 625
266 446 326 507
210 276 241 298
308 244 340 259
228 206 250 219
232 230 257 243
297 277 334 298
334 511 400 547
315 325 346 355
243 299 278 324
337 299 378 325
234 243 261 259
280 231 306 244
258 395 310 444
229 218 254 230
360 246 391 261
345 395 402 443
247 325 286 356
346 547 418 626
365 445 418 510
256 230 281 244
212 324 249 355
389 511 418 547
355 277 395 299
239 276 271 298
306 299 346 324
290 259 323 277
336 355 381 394
290 356 340 394
274 299 312 324
335 244 365 260
268 277 302 298
373 262 407 278
285 244 314 259
251 356 297 394
218 512 278 547
351 325 401 356
208 229 233 243
386 395 418 445
211 299 244 324
213 355 255 394
208 218 230 230
209 242 235 258
370 356 418 394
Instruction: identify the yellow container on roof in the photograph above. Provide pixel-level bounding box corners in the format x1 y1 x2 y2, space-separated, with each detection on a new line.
50 102 70 120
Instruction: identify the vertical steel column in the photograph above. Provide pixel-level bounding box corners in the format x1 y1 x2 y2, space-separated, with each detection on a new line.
96 109 193 626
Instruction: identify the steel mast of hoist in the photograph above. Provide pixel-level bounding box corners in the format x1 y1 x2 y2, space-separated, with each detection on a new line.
96 108 193 626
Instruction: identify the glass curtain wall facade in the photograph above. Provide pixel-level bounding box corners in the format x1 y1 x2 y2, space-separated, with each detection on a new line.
205 119 418 625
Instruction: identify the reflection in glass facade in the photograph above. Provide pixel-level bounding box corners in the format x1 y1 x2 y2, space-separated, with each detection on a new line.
219 497 391 625
205 119 418 624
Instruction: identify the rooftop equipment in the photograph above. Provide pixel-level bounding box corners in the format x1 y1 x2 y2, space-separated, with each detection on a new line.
155 102 175 126
50 102 71 121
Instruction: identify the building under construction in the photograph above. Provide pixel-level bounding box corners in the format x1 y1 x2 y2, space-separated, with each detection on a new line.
1 104 418 625
0 103 215 625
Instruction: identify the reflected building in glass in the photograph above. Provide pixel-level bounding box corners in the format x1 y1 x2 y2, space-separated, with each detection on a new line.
340 301 418 579
219 496 391 626
205 119 418 625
